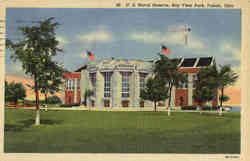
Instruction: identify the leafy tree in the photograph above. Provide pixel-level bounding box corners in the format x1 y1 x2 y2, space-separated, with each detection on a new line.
193 65 219 114
217 65 238 107
39 61 64 104
140 76 169 112
219 95 230 103
84 89 94 109
154 54 185 115
5 81 26 104
6 17 62 125
47 95 61 104
5 81 9 102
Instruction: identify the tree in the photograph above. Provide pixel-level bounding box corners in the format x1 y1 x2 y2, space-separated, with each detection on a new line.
193 66 219 114
39 61 64 104
6 17 62 125
219 95 230 103
47 95 61 104
5 81 26 104
84 89 94 110
140 77 169 112
217 65 238 107
5 81 10 102
154 54 185 115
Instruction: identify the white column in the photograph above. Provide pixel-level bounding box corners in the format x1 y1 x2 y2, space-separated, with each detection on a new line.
74 78 77 103
112 70 121 107
96 71 104 107
133 71 139 107
81 70 89 106
171 86 176 106
188 73 193 106
61 80 65 104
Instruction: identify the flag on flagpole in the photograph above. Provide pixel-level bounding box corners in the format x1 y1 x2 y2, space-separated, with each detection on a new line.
86 50 95 60
161 45 171 55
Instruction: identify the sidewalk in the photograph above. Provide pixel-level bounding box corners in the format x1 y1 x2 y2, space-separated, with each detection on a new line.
5 106 230 113
12 106 227 113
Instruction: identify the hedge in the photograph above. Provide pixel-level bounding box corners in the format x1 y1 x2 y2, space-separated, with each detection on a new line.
181 106 197 110
60 103 80 107
181 106 223 111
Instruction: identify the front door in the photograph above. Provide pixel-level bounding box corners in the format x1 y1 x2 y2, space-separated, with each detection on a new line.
91 100 95 107
104 100 110 107
68 96 72 104
180 96 184 106
122 100 129 107
140 101 144 108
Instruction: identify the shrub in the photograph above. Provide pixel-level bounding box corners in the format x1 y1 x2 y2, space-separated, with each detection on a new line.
60 103 80 107
47 96 62 104
202 106 220 111
181 106 222 111
181 106 197 110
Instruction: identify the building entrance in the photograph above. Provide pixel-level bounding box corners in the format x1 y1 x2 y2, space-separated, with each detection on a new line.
122 100 129 107
104 100 110 107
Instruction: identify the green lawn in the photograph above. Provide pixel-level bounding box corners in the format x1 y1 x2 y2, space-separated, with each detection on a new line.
4 108 240 153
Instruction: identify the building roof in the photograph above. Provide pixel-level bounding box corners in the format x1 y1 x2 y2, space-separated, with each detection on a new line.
75 65 87 72
179 56 214 68
196 57 213 67
180 58 197 67
73 56 214 72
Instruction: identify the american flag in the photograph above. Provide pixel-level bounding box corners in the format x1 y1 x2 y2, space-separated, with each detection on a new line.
86 50 95 60
161 45 171 55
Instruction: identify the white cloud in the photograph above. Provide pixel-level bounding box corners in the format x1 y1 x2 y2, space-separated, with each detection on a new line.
56 36 69 46
80 52 87 58
129 31 204 50
77 29 112 43
220 43 241 61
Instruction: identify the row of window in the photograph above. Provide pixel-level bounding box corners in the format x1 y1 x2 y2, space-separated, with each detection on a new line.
103 72 112 98
177 74 198 89
65 74 197 91
66 79 80 90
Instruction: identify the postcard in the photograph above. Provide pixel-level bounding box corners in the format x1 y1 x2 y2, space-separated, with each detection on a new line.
0 0 249 161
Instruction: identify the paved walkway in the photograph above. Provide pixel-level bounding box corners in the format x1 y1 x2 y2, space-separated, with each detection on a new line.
9 106 229 113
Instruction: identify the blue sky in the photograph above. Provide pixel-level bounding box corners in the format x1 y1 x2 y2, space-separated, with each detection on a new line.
5 8 241 76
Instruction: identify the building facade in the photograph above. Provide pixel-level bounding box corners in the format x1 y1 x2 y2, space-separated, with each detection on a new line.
62 57 218 107
62 72 81 104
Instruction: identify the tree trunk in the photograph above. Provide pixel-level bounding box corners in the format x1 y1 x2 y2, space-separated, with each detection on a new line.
168 83 172 107
168 107 171 116
45 93 48 104
219 88 224 116
88 98 90 111
34 75 40 125
219 106 223 116
154 101 157 112
220 88 224 107
15 97 18 105
199 103 202 115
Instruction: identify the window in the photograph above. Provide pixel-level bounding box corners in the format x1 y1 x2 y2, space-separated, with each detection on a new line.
181 74 188 89
102 72 113 98
89 73 96 96
66 79 73 90
72 79 75 90
121 72 131 98
180 96 184 106
66 79 70 90
77 79 80 89
139 73 147 90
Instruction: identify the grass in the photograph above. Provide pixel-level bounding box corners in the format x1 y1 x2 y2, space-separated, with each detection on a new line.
4 108 240 153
